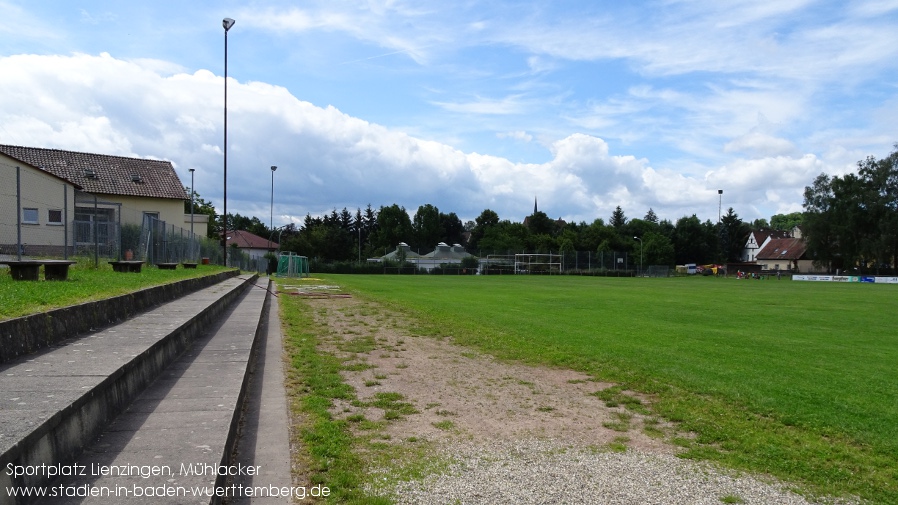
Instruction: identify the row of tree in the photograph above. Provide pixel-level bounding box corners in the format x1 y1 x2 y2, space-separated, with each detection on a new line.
803 145 898 273
205 203 801 268
184 190 799 267
181 145 896 272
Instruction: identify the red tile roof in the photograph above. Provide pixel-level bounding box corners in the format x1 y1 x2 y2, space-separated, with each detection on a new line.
756 238 807 261
225 230 278 249
0 144 187 200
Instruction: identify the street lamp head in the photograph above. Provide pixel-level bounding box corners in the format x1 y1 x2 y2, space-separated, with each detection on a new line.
271 165 277 172
718 189 723 195
189 168 195 173
223 18 235 31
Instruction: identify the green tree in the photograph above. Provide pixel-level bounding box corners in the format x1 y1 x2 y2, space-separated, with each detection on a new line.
411 204 442 250
802 145 898 273
183 187 219 236
439 212 465 245
526 211 557 236
720 207 749 262
642 231 675 266
673 215 713 265
470 209 500 250
372 204 413 253
610 206 627 229
770 212 803 231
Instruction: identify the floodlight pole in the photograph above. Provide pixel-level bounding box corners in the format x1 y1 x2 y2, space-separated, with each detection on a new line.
718 189 723 224
222 17 235 267
189 168 195 260
269 165 277 251
634 236 643 277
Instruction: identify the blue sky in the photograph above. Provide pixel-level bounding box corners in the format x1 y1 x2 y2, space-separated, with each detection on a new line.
1 1 897 228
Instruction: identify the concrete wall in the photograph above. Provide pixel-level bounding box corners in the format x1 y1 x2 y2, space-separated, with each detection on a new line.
0 270 240 364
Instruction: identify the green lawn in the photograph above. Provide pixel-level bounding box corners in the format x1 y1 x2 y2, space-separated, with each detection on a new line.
319 274 898 503
0 258 230 321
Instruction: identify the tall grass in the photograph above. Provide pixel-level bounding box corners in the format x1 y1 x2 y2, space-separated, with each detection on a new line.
326 274 898 503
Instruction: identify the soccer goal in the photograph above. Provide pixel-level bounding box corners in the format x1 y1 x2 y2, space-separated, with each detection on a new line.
276 252 310 278
483 255 516 275
645 265 671 278
514 253 562 274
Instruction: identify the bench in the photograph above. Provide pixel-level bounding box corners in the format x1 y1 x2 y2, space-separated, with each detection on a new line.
108 260 145 273
0 260 77 281
156 262 178 270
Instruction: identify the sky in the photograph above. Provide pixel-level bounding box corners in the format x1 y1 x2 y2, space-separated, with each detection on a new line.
1 1 897 228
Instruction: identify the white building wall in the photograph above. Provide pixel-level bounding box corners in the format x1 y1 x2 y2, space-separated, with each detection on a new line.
1 157 76 254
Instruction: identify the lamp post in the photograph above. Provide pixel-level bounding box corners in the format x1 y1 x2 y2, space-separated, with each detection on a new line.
222 17 235 267
634 236 643 277
718 189 723 224
189 168 195 261
269 165 277 250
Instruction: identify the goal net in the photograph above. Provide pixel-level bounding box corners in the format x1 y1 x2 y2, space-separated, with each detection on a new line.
645 265 670 278
276 252 310 278
514 253 562 274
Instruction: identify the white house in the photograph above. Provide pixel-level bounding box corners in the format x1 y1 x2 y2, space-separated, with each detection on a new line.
0 144 189 257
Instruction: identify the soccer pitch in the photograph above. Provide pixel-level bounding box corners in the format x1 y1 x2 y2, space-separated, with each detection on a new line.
325 274 898 502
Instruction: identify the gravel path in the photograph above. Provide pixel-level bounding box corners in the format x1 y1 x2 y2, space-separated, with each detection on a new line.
388 439 858 505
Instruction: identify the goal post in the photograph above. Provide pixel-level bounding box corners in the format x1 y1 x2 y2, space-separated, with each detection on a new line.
514 253 562 274
645 265 670 278
276 252 310 278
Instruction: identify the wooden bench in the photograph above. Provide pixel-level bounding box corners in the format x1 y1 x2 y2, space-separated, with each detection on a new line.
0 260 77 281
109 260 145 273
156 262 179 270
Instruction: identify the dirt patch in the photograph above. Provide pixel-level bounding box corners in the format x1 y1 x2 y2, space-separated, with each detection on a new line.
306 295 679 454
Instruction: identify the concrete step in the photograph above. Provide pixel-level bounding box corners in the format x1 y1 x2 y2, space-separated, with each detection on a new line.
0 275 260 504
0 271 241 364
31 276 272 504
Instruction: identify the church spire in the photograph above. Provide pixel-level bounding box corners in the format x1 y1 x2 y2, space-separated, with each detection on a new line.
534 196 538 214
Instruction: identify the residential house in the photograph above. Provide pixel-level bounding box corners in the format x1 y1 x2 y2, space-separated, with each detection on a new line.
742 229 792 262
0 155 80 256
755 237 827 274
0 145 189 256
225 230 278 261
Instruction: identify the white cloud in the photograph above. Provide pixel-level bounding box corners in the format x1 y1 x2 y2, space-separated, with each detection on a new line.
497 131 533 142
724 133 797 158
0 50 768 227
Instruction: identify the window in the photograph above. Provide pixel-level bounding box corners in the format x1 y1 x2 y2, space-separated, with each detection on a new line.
23 208 38 224
48 209 63 225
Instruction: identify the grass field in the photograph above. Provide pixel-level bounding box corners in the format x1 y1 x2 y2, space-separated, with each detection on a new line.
316 274 898 503
0 258 229 321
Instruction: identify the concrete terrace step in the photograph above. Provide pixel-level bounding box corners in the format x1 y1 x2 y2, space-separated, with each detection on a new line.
34 276 272 505
0 274 261 504
0 271 241 364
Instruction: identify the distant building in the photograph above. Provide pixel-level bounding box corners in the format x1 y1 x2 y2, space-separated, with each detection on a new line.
369 242 475 271
755 237 827 274
523 197 566 229
225 230 278 261
742 229 791 262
